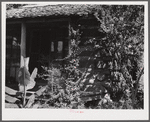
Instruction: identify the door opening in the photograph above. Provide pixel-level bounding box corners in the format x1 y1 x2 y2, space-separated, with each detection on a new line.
29 29 64 73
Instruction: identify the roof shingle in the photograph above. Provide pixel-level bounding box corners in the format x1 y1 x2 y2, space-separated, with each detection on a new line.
6 4 102 19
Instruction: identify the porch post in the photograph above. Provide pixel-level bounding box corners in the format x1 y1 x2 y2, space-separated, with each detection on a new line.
20 22 26 67
20 22 27 107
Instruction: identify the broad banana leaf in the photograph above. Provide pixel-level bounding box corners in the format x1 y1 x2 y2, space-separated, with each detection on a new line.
25 94 35 108
26 68 38 90
5 86 18 95
5 94 20 103
5 103 19 108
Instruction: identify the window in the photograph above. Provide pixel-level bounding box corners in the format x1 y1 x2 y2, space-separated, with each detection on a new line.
6 24 21 84
6 36 20 83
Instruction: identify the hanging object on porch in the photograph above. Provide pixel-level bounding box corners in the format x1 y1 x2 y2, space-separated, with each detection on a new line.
51 42 54 52
57 41 63 52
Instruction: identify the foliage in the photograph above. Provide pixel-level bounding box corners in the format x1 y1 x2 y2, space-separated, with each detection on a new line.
5 86 48 108
93 5 144 108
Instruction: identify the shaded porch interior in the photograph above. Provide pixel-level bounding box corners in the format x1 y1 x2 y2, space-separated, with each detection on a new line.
6 20 70 90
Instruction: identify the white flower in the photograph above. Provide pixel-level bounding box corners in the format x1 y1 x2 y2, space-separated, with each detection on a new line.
128 44 132 48
89 79 94 84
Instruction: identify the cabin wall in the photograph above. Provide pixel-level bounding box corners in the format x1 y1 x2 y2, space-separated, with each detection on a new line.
6 15 104 83
70 15 105 70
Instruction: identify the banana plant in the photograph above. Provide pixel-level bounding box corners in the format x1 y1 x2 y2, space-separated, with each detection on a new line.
17 56 38 107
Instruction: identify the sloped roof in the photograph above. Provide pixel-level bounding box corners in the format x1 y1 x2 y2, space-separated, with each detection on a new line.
6 4 102 19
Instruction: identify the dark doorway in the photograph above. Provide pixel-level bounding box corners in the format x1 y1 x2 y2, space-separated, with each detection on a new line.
28 28 65 73
29 29 51 73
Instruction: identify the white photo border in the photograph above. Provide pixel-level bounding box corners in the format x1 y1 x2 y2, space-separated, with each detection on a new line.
2 1 149 120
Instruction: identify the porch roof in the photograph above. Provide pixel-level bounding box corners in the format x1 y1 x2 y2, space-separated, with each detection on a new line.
6 4 102 19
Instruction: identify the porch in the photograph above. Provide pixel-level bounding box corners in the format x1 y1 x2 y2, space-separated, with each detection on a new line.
6 18 70 85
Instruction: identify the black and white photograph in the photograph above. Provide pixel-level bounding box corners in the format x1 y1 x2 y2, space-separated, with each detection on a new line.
2 1 149 120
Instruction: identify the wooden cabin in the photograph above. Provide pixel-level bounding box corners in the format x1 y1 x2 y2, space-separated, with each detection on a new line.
6 4 105 83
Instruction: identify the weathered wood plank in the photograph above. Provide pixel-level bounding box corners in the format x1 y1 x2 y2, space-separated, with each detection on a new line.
7 18 70 24
80 95 102 101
